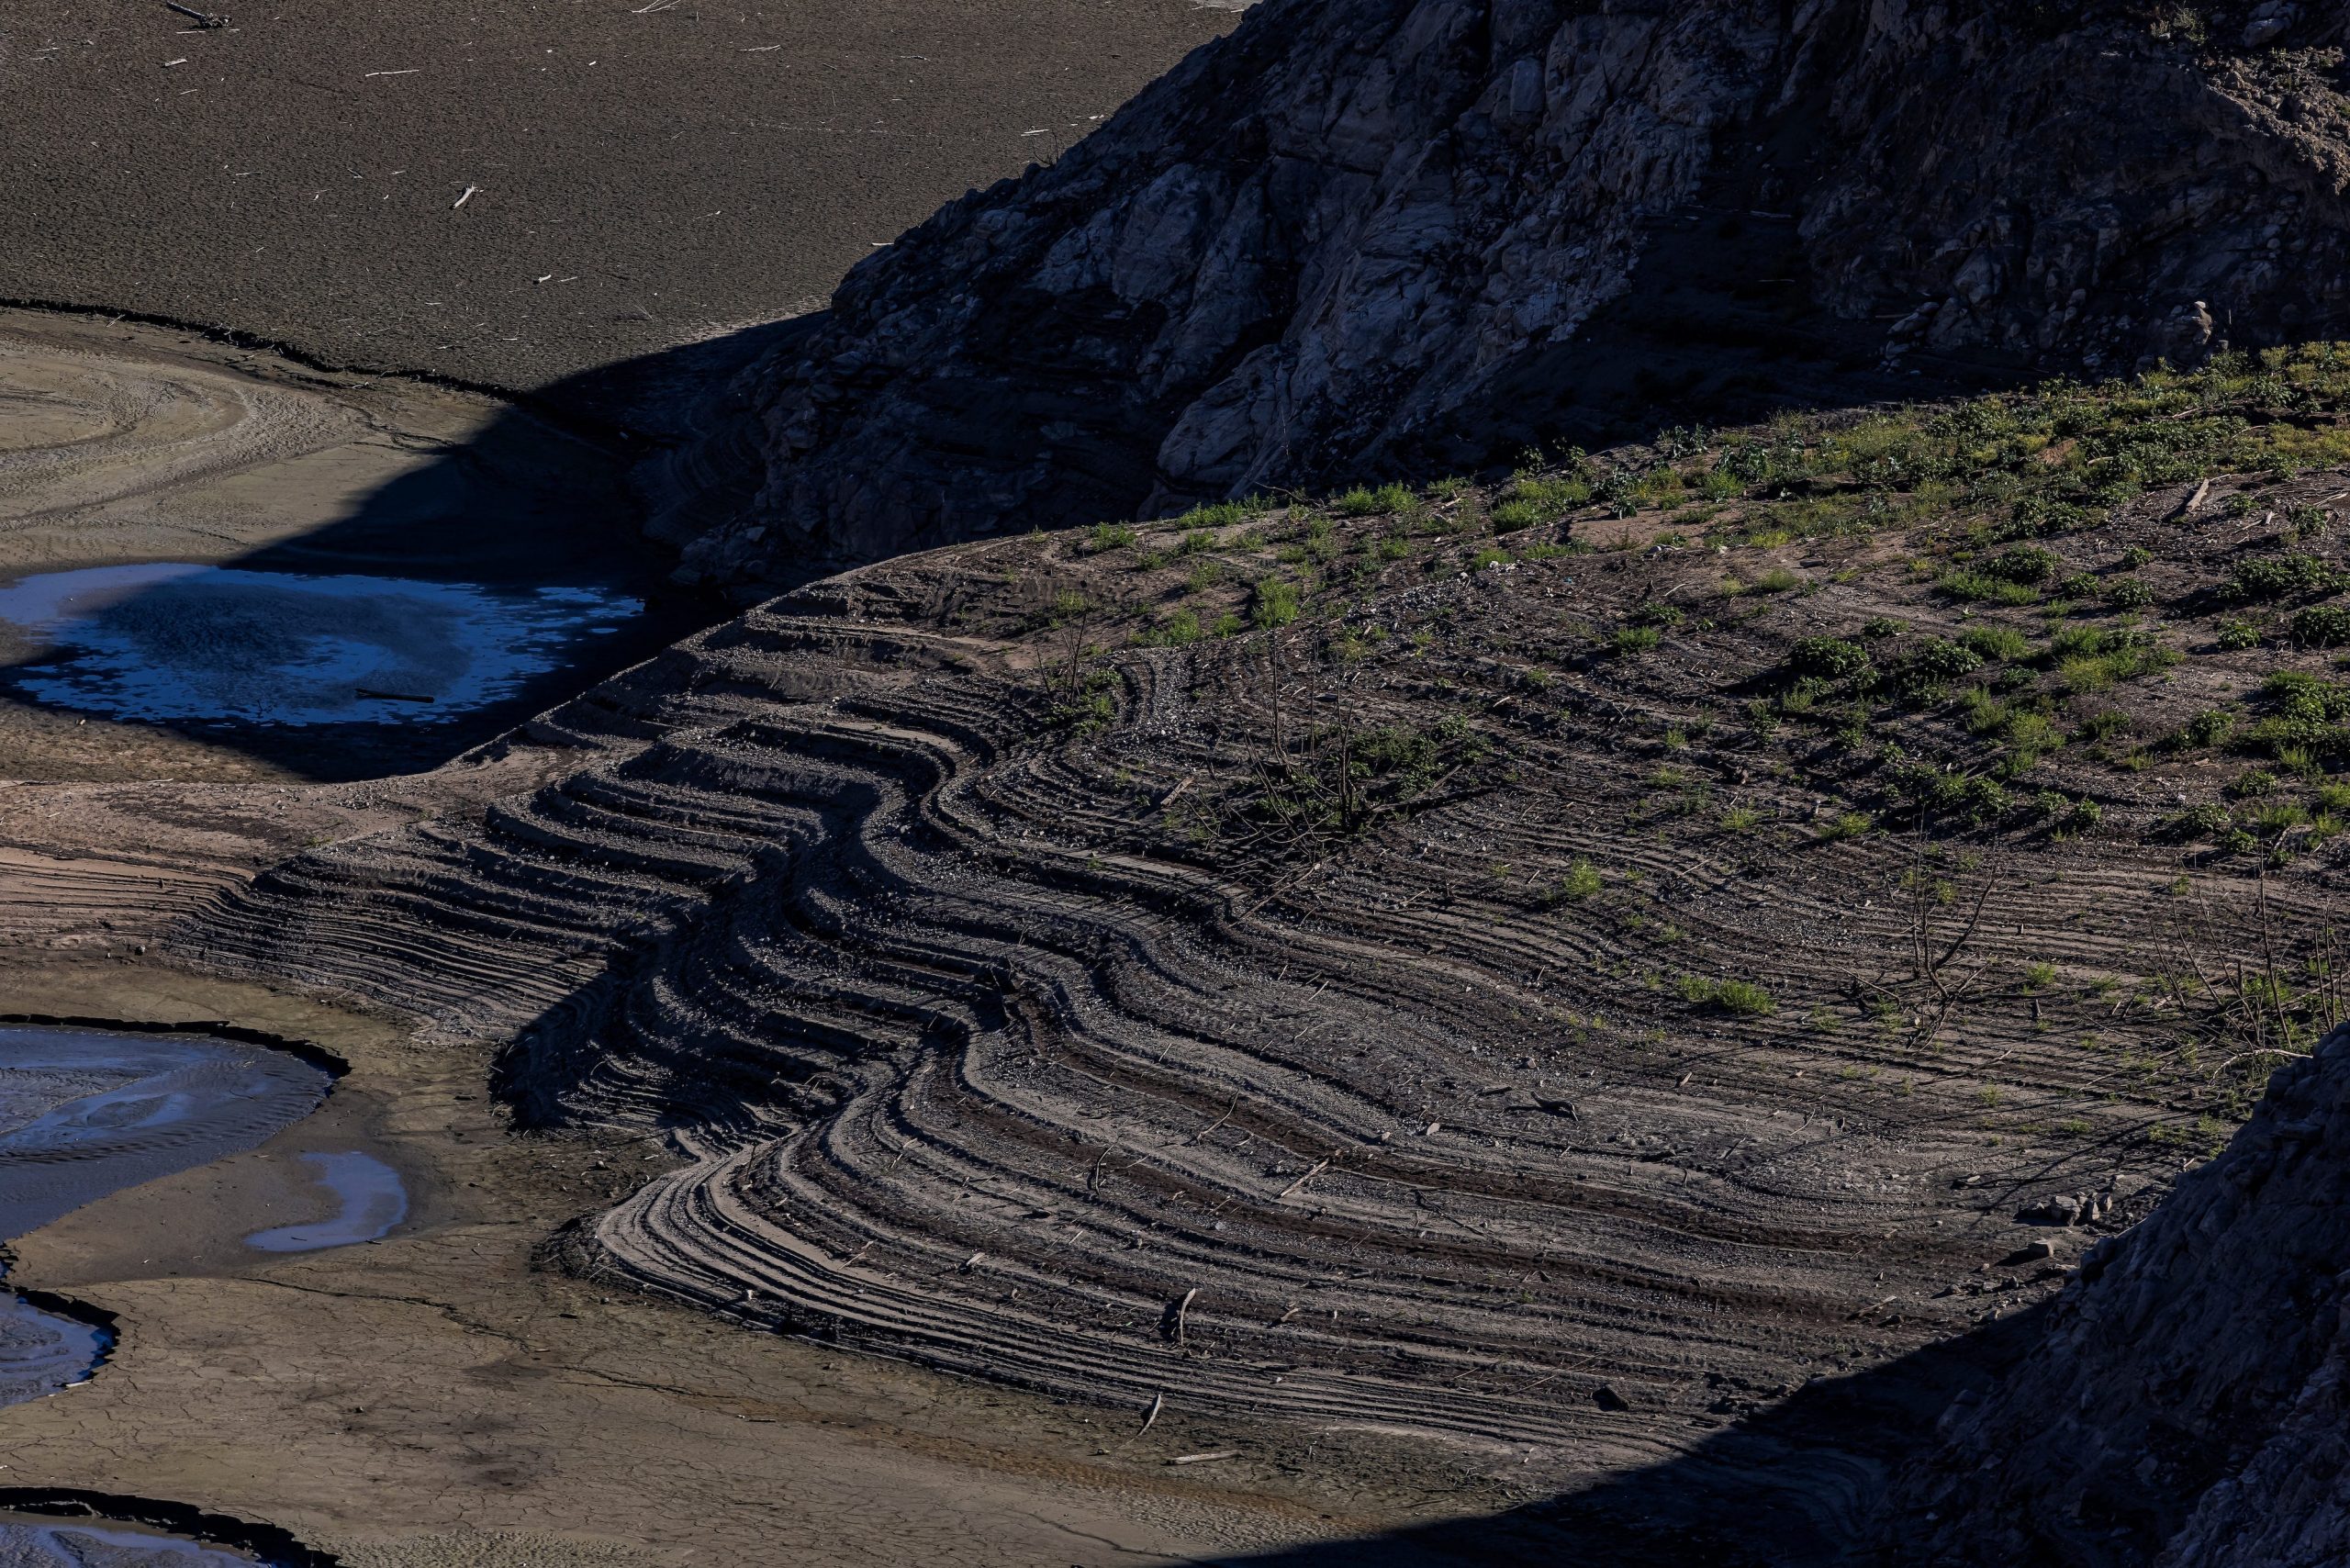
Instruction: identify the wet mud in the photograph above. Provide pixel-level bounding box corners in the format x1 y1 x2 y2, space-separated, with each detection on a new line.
0 1025 330 1406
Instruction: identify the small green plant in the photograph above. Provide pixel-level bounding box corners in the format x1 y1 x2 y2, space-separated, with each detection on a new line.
1942 569 2041 605
2175 709 2234 749
2231 554 2344 603
1818 810 1871 841
1250 577 1301 629
1961 624 2033 663
2294 605 2350 648
1087 521 1137 553
1720 805 1763 833
1611 624 1662 655
1560 859 1603 900
1752 566 1801 594
2104 577 2156 609
2021 960 2056 991
2076 709 2131 743
2218 618 2262 651
1335 482 1414 517
1787 636 1871 681
1986 545 2059 584
1151 608 1203 645
1677 975 1776 1017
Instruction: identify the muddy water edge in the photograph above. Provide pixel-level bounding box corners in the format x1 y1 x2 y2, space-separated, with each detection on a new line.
0 307 713 784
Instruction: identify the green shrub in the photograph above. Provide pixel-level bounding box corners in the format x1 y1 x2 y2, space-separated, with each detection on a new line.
1893 637 1984 697
1151 608 1203 645
1087 521 1137 553
2054 572 2099 600
1788 636 1871 680
1941 569 2041 605
2218 619 2262 651
2294 604 2350 647
1332 482 1416 517
1177 495 1275 530
2077 709 2131 741
1861 616 1905 639
2165 801 2233 841
2176 710 2234 749
2104 577 2156 609
1249 577 1301 629
1678 975 1776 1016
1753 566 1802 594
1489 499 1541 532
1611 625 1662 655
1987 545 2060 584
1560 859 1603 900
2049 622 2108 661
2231 554 2343 601
2245 671 2350 756
1963 688 2009 736
1961 624 2034 663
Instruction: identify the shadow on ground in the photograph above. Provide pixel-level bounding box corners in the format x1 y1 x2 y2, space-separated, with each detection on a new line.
0 318 809 783
1188 1304 2053 1568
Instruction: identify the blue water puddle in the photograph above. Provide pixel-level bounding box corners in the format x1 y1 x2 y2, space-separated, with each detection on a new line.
244 1150 408 1253
0 1027 332 1406
0 1292 106 1394
0 1514 264 1563
0 562 640 725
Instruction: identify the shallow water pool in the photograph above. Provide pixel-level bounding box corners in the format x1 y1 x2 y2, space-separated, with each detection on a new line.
0 1027 333 1406
0 562 640 725
0 1512 265 1563
245 1150 408 1252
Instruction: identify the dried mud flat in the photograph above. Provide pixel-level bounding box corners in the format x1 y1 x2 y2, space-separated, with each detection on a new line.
0 0 1235 395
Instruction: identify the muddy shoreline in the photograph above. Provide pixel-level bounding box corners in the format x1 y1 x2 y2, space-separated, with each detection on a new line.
0 308 715 782
0 958 1528 1566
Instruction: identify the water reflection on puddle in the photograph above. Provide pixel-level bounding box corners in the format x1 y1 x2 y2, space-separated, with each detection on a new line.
245 1151 408 1252
0 1512 263 1563
0 1294 106 1395
0 1027 332 1406
0 562 640 725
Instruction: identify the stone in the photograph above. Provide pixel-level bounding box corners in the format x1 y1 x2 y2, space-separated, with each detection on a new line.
2244 4 2298 49
653 0 2350 593
1879 1025 2350 1565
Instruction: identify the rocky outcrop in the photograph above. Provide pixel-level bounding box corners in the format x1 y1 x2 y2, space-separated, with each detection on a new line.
664 0 2350 588
1877 1021 2350 1567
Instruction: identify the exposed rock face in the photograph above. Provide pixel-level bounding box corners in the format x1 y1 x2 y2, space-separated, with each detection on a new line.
665 0 2350 588
1878 1022 2350 1567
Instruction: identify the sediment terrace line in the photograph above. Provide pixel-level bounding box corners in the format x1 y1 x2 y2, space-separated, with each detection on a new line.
170 544 2231 1472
